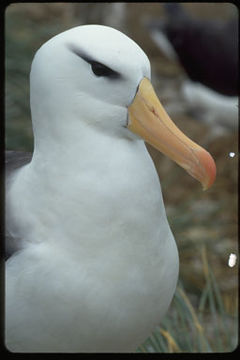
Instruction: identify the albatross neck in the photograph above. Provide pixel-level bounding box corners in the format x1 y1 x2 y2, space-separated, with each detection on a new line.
30 112 144 182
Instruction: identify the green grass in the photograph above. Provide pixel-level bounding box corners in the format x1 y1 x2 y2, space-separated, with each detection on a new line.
138 246 238 353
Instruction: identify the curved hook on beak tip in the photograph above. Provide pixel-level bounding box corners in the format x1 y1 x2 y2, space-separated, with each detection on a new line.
199 150 217 191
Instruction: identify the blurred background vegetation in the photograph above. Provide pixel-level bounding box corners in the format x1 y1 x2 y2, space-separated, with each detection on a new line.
5 3 238 352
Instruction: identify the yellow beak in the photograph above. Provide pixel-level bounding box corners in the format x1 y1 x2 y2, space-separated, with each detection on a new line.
128 77 216 190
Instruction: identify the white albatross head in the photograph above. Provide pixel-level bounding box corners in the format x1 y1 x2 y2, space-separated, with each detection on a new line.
30 24 216 189
30 25 149 142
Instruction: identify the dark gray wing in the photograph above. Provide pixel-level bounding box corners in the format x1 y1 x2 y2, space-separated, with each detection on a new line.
6 150 32 181
147 4 238 96
5 151 33 259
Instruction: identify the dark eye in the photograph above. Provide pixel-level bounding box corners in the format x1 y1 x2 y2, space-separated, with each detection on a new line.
90 61 120 79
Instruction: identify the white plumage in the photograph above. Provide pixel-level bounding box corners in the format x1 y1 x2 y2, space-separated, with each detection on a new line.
5 25 215 352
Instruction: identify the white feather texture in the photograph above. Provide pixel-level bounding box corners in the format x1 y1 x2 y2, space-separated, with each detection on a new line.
5 25 179 352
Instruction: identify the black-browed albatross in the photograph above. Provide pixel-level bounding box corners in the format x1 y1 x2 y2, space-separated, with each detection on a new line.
5 24 216 352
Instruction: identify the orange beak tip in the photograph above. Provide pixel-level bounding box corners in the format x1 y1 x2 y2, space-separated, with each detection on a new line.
199 151 217 191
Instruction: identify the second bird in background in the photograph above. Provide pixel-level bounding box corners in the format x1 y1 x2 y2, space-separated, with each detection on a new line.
146 3 238 139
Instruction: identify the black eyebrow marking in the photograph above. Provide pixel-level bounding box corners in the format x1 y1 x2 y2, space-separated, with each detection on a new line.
68 44 95 64
67 44 121 79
